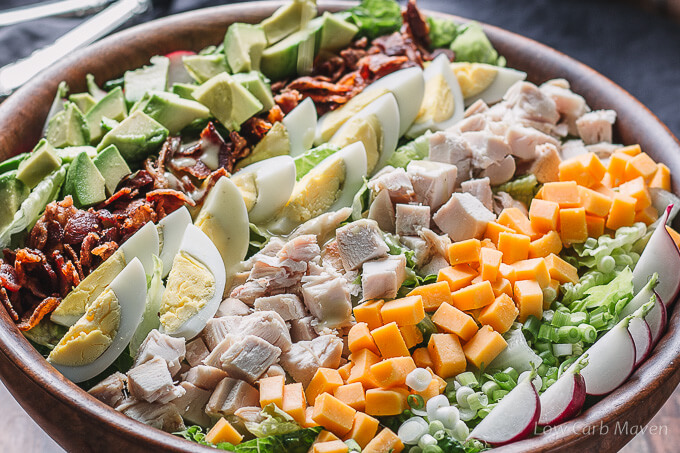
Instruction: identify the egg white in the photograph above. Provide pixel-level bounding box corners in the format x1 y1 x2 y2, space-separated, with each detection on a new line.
329 141 369 211
464 65 527 106
283 97 317 157
157 206 192 278
236 155 297 224
119 221 160 276
368 66 425 136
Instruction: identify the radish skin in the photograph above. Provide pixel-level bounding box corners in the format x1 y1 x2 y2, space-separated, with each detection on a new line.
538 370 586 427
646 291 668 346
165 50 196 86
628 316 652 367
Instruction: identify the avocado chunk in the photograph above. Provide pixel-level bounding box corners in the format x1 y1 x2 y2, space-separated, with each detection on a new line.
86 74 107 101
231 71 274 112
97 111 169 163
260 23 322 81
235 122 290 169
93 145 131 196
224 23 267 73
85 86 128 145
171 83 198 100
62 152 106 208
182 54 229 84
16 139 62 188
319 12 358 51
69 92 97 114
123 55 170 103
193 73 262 131
0 171 30 233
0 153 29 174
56 146 97 163
132 91 211 135
260 0 317 44
46 102 90 148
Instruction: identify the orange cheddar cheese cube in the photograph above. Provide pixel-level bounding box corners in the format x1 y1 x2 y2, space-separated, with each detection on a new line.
513 280 544 322
607 151 632 185
650 163 671 191
478 293 519 333
540 181 580 208
618 144 642 156
667 226 680 250
334 382 366 411
259 375 285 409
313 440 349 453
578 186 612 217
585 215 605 238
306 368 344 403
370 357 416 388
399 324 424 349
447 238 481 265
317 431 341 442
363 428 404 453
282 383 307 425
348 322 379 355
625 152 658 183
428 333 466 379
498 208 539 240
545 253 579 284
559 207 588 245
484 221 517 245
304 407 320 428
491 277 513 298
451 280 495 311
338 362 352 382
529 199 560 233
353 300 384 331
206 418 243 445
479 247 503 282
592 182 615 198
463 325 508 369
380 296 425 326
312 393 356 437
344 412 379 449
618 176 652 211
431 303 479 341
606 193 636 230
407 281 452 312
365 388 409 417
412 347 434 369
529 230 563 258
497 232 530 264
437 265 477 292
498 263 516 284
635 206 659 226
347 348 381 389
512 258 550 289
371 323 410 358
559 156 594 187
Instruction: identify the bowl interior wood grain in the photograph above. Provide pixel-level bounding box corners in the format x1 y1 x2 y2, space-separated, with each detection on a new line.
0 2 679 452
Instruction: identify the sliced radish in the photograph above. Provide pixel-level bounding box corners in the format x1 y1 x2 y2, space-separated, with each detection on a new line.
166 50 196 86
620 274 657 318
538 369 586 427
647 291 668 346
628 317 652 368
633 204 680 306
468 378 540 446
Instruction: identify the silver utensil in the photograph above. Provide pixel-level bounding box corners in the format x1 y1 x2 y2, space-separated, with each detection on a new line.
0 0 115 27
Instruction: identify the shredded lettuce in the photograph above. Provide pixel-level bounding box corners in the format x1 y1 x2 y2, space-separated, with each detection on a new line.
129 255 165 356
427 16 460 49
572 267 633 312
493 174 539 207
345 0 402 40
386 131 432 169
350 177 370 221
569 223 646 271
294 144 340 181
245 404 302 438
247 223 271 259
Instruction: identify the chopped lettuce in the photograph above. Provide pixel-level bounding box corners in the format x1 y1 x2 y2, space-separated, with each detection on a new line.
350 177 370 221
129 255 165 356
576 267 633 311
570 223 646 271
451 22 504 66
293 144 340 180
386 131 432 169
427 16 460 49
345 0 402 40
247 223 271 259
245 404 301 438
493 174 538 207
23 319 68 351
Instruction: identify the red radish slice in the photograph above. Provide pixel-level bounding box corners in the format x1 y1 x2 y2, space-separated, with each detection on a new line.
538 370 586 427
620 274 657 318
628 317 652 367
578 321 636 396
165 51 195 86
646 291 668 346
633 205 680 306
468 378 540 446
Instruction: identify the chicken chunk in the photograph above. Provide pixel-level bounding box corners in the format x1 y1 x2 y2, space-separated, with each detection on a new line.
127 357 185 404
184 337 210 368
171 382 211 427
335 219 389 271
254 294 306 321
301 272 352 327
429 132 473 185
433 193 496 241
481 155 516 186
289 316 319 342
182 365 229 391
220 335 281 383
215 298 251 317
406 160 457 210
88 372 127 408
279 335 343 386
530 143 562 183
205 378 259 418
367 167 416 204
576 110 616 145
361 255 407 300
119 400 185 433
133 329 186 377
505 125 559 160
368 189 396 233
504 81 560 125
461 177 494 212
395 204 431 236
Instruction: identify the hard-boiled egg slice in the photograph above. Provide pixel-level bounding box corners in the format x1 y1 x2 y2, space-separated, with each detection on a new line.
159 225 226 339
407 54 464 138
48 258 147 383
451 62 527 106
283 97 317 157
119 221 160 276
157 206 192 278
232 155 297 224
329 92 400 175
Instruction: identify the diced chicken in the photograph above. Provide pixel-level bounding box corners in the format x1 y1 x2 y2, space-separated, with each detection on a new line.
361 255 407 300
464 130 511 170
205 378 259 418
481 155 516 186
576 110 616 144
127 357 186 404
249 254 306 288
429 132 472 185
433 193 496 241
278 234 321 262
586 142 621 159
289 316 319 342
203 336 237 368
320 239 345 274
561 139 589 160
335 219 389 271
215 298 251 317
254 293 306 321
202 317 243 350
279 335 343 386
185 337 210 368
301 272 352 327
419 228 452 259
220 335 282 383
368 189 396 233
263 364 286 378
228 271 250 292
133 329 186 377
504 81 560 125
453 113 487 133
367 167 416 204
240 238 285 272
289 208 352 245
530 143 562 183
202 311 292 352
235 406 265 424
406 160 457 210
400 235 430 268
505 125 559 160
89 372 127 408
229 280 267 306
118 400 185 433
461 177 494 212
540 80 588 135
395 204 430 236
171 382 211 427
493 192 529 216
464 99 489 117
182 365 229 391
421 255 450 276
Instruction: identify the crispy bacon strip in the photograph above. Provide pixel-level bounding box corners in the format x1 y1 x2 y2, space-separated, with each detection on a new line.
0 264 20 292
0 288 18 321
17 297 61 331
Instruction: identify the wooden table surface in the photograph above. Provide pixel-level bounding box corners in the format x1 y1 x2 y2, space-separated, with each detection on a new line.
0 379 676 452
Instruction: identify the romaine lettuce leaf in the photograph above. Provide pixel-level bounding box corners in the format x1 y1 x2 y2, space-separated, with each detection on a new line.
570 267 634 313
346 0 402 40
450 22 504 66
493 174 538 207
293 144 340 181
244 404 301 438
129 255 165 356
427 16 460 49
386 131 431 169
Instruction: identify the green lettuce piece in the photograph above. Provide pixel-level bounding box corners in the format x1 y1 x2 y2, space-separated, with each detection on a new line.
346 0 402 40
350 177 370 221
247 223 271 259
129 255 165 356
561 269 609 306
386 131 431 169
293 144 340 180
451 22 503 66
23 319 68 351
245 403 302 438
494 174 538 207
427 16 460 49
571 267 634 313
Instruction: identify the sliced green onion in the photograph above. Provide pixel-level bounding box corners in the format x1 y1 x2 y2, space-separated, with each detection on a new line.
522 315 541 340
481 380 499 397
534 341 551 353
408 394 425 410
537 363 550 377
553 343 573 357
423 445 443 453
493 372 516 391
492 389 509 402
538 324 559 342
545 366 559 381
578 323 598 343
557 325 581 343
569 312 588 326
428 420 445 435
545 378 556 388
597 255 616 274
503 367 519 382
572 341 584 357
590 312 611 330
551 310 571 327
418 434 437 448
433 430 446 441
456 371 479 388
543 285 558 307
539 350 557 366
467 392 488 411
477 407 492 419
345 439 362 452
455 386 475 407
445 377 459 394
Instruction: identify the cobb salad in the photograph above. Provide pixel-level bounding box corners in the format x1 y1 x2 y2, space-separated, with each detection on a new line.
1 0 679 452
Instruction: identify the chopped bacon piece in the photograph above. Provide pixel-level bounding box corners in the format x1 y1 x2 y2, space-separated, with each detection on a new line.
17 297 61 331
79 232 101 273
274 90 302 114
0 288 18 321
146 189 196 217
63 210 100 245
0 264 20 292
64 244 85 281
91 242 118 262
402 0 430 50
267 105 284 124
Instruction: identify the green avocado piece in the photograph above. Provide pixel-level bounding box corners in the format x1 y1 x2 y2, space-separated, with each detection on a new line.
171 83 198 100
260 0 317 44
260 23 322 81
231 71 274 112
62 152 106 208
319 12 358 52
182 54 229 84
100 117 120 134
56 146 97 163
0 171 30 233
132 91 211 135
0 153 29 174
86 74 107 101
85 87 128 145
93 145 131 196
97 111 169 163
69 92 97 114
224 23 267 73
193 73 262 132
235 122 290 169
450 22 500 65
16 139 62 188
123 55 170 103
46 102 90 148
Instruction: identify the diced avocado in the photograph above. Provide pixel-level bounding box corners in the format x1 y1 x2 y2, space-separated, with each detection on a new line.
131 91 211 135
85 86 128 144
172 83 198 100
260 24 322 81
56 146 97 162
260 0 317 44
182 54 229 84
97 111 169 163
0 153 29 174
100 118 120 135
62 152 106 208
319 12 358 51
224 23 267 73
86 74 107 101
123 55 169 103
16 139 62 188
193 73 262 131
69 93 97 114
235 122 290 169
231 71 274 112
46 102 90 148
0 171 30 233
93 145 131 196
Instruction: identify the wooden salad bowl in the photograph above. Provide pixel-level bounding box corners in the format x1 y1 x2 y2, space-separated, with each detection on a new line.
0 1 678 452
